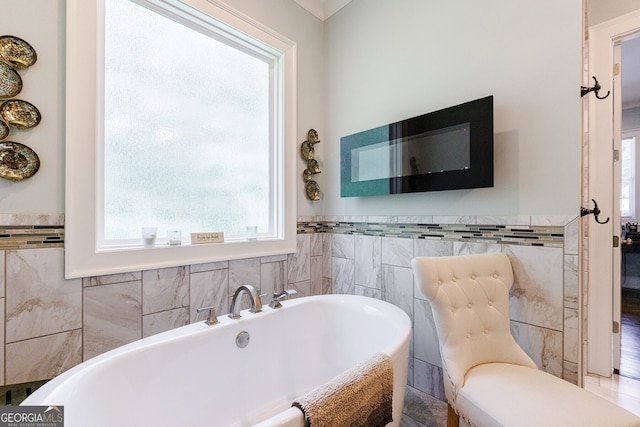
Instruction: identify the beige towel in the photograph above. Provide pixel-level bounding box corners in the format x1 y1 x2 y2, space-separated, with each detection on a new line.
292 352 394 427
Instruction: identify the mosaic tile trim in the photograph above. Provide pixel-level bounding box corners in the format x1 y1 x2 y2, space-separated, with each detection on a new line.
297 221 564 248
0 225 65 250
0 217 564 250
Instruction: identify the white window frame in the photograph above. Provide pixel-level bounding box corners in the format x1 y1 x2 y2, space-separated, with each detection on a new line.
65 0 297 279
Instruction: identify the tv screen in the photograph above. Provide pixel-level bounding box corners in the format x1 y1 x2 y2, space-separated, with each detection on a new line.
340 96 493 197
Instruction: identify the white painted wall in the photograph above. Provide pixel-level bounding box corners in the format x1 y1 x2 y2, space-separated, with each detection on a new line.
323 0 582 216
0 0 65 214
4 0 583 218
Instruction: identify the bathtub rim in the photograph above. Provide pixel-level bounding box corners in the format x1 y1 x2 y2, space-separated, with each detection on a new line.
23 294 411 407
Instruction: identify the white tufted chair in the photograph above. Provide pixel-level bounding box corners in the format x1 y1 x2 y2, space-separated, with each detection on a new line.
412 253 640 427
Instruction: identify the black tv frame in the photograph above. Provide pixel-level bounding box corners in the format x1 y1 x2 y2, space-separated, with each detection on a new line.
340 96 494 197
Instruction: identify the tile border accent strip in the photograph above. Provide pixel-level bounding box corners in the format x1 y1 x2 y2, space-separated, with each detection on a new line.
0 214 65 250
0 214 570 250
298 216 569 248
0 225 64 250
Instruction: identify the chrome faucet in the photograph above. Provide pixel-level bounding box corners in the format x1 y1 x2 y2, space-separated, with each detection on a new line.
228 285 263 319
196 306 219 326
268 289 298 309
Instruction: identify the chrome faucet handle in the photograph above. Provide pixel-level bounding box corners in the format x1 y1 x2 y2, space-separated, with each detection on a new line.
278 289 298 298
251 292 263 313
196 306 219 326
269 289 298 309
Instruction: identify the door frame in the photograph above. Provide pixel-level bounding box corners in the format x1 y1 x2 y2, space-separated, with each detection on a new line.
587 9 640 377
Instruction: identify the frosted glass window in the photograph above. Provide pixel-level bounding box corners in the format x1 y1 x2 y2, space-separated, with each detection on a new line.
65 0 295 278
101 0 272 245
621 137 635 218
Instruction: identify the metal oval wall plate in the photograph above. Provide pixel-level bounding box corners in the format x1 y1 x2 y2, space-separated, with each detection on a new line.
0 63 22 99
0 99 41 129
0 120 10 140
0 35 37 69
305 180 320 201
0 141 40 181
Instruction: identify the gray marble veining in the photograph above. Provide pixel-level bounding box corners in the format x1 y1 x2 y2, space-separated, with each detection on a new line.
564 254 579 310
563 217 579 255
6 248 82 343
332 257 354 294
453 241 501 256
189 260 228 274
229 257 261 294
397 216 433 224
310 256 323 295
476 215 530 226
143 307 189 338
510 321 563 376
564 307 579 364
0 214 64 226
142 266 189 315
355 284 382 299
189 268 229 321
414 239 453 259
261 260 287 297
413 298 441 367
355 235 382 289
288 234 310 283
506 245 564 331
83 281 142 360
382 237 413 267
6 330 81 384
382 265 414 321
311 233 324 256
83 271 141 288
332 233 354 259
431 215 476 225
289 279 311 297
530 215 574 226
413 359 446 402
322 234 332 279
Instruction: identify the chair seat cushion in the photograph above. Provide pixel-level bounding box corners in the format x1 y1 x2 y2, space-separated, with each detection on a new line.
456 363 640 427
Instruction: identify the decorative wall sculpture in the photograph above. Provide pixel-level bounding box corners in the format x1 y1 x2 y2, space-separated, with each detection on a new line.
301 129 321 200
0 35 40 181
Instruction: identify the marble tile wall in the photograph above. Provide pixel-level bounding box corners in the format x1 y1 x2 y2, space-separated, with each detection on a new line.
0 217 326 385
0 214 578 399
324 214 580 401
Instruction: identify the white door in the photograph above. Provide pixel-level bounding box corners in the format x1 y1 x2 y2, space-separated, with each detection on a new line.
612 42 622 373
587 10 640 377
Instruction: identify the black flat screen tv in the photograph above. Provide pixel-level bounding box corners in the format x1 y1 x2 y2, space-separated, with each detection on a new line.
340 96 493 197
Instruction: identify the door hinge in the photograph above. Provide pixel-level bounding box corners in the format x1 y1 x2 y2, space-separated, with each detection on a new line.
614 63 620 76
614 235 620 247
614 149 620 162
613 320 620 334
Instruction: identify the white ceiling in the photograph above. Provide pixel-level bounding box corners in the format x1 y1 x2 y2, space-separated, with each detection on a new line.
293 0 352 20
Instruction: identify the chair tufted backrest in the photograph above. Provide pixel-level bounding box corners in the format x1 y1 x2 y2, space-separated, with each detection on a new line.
411 253 536 404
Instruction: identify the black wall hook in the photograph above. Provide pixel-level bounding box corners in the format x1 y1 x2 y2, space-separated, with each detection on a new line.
581 76 610 99
580 198 610 224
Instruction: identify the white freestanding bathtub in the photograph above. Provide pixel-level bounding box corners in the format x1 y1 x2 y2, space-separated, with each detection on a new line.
23 294 411 427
